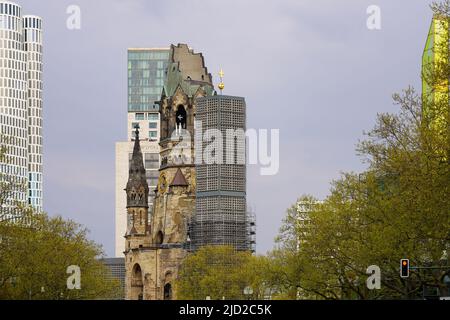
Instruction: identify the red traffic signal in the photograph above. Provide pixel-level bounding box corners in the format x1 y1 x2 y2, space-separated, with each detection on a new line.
400 259 410 278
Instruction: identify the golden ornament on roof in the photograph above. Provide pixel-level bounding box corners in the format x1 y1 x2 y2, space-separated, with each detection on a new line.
218 68 225 93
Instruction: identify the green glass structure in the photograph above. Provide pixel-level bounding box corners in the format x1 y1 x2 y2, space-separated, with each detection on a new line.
128 48 170 112
422 15 449 140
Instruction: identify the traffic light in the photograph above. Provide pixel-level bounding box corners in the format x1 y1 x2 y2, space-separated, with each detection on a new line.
400 259 410 278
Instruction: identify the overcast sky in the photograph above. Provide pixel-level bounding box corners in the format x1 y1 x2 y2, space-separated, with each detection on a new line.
16 0 435 256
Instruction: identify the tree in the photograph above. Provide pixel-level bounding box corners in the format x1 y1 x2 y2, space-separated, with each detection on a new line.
0 141 121 300
0 210 122 300
270 86 449 300
176 246 270 300
269 1 450 299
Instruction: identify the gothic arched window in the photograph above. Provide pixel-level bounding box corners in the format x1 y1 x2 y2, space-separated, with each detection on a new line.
155 231 164 245
130 189 137 201
164 283 172 300
176 105 187 129
138 187 144 201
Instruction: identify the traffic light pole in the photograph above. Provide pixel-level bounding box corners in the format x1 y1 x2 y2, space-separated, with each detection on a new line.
401 262 450 300
410 266 450 270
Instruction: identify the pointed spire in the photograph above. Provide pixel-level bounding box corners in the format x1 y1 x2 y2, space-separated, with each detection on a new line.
170 168 188 187
130 125 144 175
126 125 149 208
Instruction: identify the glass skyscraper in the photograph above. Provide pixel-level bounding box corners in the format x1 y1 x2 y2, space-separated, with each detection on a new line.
0 1 43 216
128 48 169 113
24 15 43 211
127 48 169 142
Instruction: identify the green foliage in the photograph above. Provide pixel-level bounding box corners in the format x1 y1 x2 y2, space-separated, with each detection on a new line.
175 79 449 301
0 210 122 300
0 138 121 300
269 87 449 299
266 1 450 300
176 246 271 300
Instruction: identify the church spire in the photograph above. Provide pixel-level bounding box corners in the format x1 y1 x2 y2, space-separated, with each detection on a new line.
126 125 149 208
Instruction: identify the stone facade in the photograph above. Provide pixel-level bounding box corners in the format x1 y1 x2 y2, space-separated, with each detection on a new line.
124 44 214 300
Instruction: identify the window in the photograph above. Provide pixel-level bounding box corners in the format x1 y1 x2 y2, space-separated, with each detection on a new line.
164 283 172 300
155 231 164 245
149 131 157 139
148 113 158 121
149 122 157 129
135 113 145 120
176 105 187 129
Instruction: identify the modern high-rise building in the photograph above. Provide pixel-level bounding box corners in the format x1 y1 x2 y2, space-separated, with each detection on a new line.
423 15 448 101
0 1 43 215
115 48 170 256
294 199 323 250
422 15 449 141
24 14 43 211
127 48 170 140
192 95 250 251
100 257 126 299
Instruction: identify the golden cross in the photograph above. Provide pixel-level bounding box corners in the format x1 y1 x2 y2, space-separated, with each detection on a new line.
219 69 224 79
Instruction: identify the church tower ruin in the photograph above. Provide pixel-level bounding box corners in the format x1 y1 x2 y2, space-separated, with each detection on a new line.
124 44 214 300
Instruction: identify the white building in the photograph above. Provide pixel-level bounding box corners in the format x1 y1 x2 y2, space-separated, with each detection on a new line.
0 1 43 215
295 199 323 250
114 48 169 256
